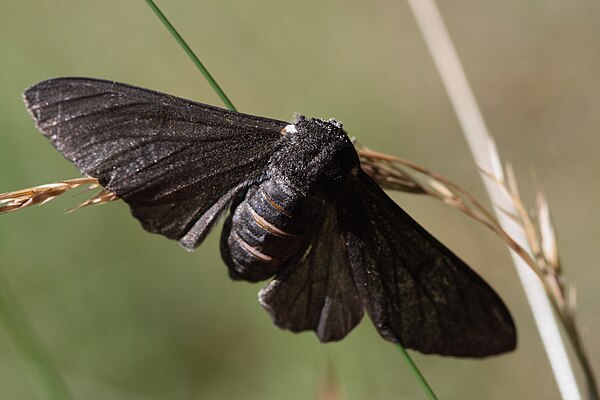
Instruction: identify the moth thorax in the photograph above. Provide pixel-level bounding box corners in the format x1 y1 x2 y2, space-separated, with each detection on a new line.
270 118 359 198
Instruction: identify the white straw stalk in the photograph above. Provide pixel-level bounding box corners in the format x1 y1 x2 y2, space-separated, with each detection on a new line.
406 1 581 399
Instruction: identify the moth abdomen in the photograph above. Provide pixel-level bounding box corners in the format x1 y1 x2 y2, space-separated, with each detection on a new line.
221 177 321 282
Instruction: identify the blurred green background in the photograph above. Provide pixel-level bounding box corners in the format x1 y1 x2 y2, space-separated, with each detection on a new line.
1 1 598 399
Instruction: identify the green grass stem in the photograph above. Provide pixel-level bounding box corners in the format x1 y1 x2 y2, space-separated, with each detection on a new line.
397 344 439 400
143 0 238 112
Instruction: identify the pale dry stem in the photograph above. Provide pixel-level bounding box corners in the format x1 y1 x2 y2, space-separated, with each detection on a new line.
358 145 597 395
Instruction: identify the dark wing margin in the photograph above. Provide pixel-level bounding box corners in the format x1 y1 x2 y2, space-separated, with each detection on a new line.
23 78 287 249
336 170 516 357
258 205 364 342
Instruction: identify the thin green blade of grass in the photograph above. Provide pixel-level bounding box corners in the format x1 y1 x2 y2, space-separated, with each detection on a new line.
396 345 439 400
143 0 237 112
142 0 438 398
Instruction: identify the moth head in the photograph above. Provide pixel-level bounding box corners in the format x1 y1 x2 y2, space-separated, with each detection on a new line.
270 117 359 198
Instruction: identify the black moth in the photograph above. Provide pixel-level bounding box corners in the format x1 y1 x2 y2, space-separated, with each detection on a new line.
23 78 516 357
